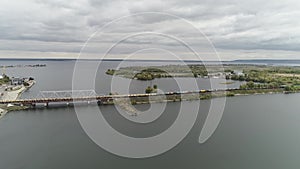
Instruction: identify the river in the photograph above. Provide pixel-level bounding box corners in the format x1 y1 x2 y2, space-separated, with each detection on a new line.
0 60 300 169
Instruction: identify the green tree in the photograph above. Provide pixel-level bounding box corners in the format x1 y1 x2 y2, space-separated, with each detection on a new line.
284 85 295 91
145 86 153 93
23 82 30 86
247 81 255 89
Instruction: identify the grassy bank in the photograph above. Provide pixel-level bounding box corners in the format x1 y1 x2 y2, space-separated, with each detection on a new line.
108 88 295 106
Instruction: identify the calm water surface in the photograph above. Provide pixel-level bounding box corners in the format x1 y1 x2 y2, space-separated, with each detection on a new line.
0 60 300 169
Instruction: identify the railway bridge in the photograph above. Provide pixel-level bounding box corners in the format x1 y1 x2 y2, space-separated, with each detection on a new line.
0 88 237 107
0 90 181 107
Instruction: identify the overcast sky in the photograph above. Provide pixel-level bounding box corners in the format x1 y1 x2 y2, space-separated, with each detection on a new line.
0 0 300 60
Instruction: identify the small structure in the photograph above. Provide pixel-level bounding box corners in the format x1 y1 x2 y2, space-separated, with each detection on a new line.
10 77 24 85
7 104 14 107
234 70 244 76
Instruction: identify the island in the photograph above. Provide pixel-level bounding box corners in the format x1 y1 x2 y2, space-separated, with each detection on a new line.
106 64 300 95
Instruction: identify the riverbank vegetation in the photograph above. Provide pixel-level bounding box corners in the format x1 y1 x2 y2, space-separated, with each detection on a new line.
145 84 158 93
228 66 300 92
0 74 10 85
0 104 28 111
106 65 203 80
106 64 300 92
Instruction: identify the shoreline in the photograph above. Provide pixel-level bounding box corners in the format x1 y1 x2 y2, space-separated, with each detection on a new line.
0 108 8 119
1 85 298 116
17 89 299 117
0 80 35 119
0 87 296 120
100 88 296 106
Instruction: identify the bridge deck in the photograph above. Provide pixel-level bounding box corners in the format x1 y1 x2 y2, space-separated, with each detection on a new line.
0 93 174 104
0 88 247 105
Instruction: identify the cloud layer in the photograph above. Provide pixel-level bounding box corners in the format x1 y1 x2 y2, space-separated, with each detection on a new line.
0 0 300 60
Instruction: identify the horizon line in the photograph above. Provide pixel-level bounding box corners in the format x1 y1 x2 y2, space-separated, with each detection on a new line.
0 58 300 62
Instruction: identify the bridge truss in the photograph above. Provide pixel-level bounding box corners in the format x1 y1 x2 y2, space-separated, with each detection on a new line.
36 90 98 99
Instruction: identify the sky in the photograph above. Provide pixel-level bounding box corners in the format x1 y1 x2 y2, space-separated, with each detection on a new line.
0 0 300 60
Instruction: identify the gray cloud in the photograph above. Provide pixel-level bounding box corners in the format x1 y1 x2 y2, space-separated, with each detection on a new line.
0 0 300 60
